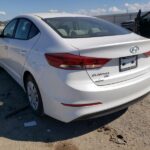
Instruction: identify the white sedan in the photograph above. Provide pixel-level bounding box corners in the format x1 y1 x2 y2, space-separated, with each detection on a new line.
0 13 150 122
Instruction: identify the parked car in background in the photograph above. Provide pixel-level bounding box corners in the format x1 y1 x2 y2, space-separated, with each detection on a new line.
121 10 150 38
0 13 150 122
121 20 135 31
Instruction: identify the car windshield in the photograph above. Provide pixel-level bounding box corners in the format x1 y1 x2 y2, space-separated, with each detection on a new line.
44 17 130 38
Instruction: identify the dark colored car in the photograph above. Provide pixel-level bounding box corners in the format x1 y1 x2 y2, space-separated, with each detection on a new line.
121 10 150 38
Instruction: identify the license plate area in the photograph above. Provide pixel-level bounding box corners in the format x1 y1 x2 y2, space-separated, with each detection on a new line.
119 56 138 72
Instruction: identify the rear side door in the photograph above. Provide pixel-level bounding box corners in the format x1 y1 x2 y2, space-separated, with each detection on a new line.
7 18 40 82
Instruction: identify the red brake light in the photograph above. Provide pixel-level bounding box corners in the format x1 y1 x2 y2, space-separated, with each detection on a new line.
45 53 110 70
144 51 150 57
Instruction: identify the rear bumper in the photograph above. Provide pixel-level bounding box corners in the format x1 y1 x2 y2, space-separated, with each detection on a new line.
76 94 146 121
38 68 150 123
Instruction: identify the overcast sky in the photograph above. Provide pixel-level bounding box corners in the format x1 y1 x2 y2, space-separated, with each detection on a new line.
0 0 150 20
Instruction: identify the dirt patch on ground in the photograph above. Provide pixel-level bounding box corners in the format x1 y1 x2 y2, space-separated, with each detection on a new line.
0 69 150 150
54 142 78 150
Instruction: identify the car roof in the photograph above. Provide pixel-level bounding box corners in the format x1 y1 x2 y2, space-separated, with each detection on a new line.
28 12 90 19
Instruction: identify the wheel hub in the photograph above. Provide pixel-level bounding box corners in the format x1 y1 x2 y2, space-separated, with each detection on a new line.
27 81 39 110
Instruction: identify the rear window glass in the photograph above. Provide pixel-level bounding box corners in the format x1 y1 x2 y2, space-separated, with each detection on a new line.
44 17 130 38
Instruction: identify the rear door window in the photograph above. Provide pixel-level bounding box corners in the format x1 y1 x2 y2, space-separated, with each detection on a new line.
15 19 32 40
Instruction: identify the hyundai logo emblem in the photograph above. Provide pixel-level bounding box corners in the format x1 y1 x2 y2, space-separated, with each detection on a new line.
130 46 139 54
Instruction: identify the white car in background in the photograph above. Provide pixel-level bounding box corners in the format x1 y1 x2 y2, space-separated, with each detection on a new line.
0 13 150 122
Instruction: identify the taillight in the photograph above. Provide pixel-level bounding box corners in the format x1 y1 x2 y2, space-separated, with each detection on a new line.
45 53 110 70
144 51 150 57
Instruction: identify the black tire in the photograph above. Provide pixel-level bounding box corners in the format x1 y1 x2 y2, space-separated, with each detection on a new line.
25 75 44 116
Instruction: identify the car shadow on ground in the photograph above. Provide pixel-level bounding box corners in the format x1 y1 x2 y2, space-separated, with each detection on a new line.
0 69 127 143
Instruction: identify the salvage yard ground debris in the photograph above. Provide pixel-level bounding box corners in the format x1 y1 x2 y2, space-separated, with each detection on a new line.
0 69 150 150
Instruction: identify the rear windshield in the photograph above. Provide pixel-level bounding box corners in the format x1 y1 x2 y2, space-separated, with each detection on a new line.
44 17 130 38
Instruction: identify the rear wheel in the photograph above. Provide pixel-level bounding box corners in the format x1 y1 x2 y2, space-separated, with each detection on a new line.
25 75 44 116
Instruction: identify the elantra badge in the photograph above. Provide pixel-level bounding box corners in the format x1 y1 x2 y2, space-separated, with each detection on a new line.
130 46 139 54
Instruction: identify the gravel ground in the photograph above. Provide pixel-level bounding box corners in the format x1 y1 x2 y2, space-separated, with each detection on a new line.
0 68 150 150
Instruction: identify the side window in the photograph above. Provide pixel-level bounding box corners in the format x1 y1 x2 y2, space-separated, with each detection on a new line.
15 19 32 40
3 19 17 38
28 24 39 39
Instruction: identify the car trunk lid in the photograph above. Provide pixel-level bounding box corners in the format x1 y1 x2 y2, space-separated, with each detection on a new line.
64 33 150 86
